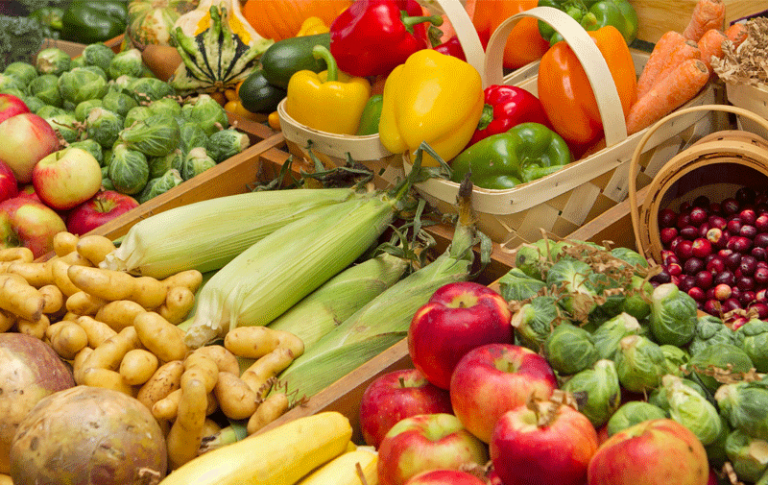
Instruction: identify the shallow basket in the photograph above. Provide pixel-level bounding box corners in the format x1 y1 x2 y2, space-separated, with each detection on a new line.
403 6 721 250
277 0 484 189
629 104 768 264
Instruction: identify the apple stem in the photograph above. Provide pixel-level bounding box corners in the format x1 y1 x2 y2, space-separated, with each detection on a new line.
398 376 405 388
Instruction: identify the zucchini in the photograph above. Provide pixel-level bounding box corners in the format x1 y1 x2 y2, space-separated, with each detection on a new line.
239 69 287 114
260 33 331 89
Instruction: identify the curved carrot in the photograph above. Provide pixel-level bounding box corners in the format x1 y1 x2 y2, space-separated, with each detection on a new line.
682 0 725 42
697 28 727 73
724 22 748 48
638 38 701 99
626 59 711 135
635 31 686 100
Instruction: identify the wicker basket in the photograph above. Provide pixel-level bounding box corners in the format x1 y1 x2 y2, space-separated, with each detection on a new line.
403 6 721 250
628 104 768 264
277 0 484 189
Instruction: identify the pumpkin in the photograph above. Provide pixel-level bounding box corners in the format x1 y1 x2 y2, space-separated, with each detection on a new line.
126 0 200 49
241 0 352 41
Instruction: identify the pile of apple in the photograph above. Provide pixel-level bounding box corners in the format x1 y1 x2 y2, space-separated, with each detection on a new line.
359 281 712 485
0 93 137 258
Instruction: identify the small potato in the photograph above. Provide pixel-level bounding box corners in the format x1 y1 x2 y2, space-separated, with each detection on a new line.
0 273 45 322
161 270 204 294
80 367 137 396
65 291 107 316
214 372 258 420
61 311 79 321
16 314 50 340
74 315 117 348
137 360 184 411
0 246 34 262
241 348 296 397
167 377 208 470
193 344 240 375
0 309 16 333
247 392 290 435
224 327 283 359
52 231 79 257
39 284 64 315
182 351 219 393
67 266 166 309
201 418 221 438
46 321 88 360
152 388 182 421
134 312 189 363
76 234 116 266
50 259 84 297
83 326 142 371
95 300 146 331
72 346 93 384
158 286 195 324
120 349 159 386
6 261 54 287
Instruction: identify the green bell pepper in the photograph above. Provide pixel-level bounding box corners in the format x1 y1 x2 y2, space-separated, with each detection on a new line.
61 0 128 45
537 0 638 46
355 94 383 136
450 122 572 190
29 6 65 39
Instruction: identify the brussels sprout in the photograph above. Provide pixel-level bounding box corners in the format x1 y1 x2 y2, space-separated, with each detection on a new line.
0 88 27 99
649 283 697 346
562 359 621 427
716 377 768 440
28 74 62 107
58 68 109 104
499 268 546 302
138 169 183 204
101 164 111 183
148 150 183 179
736 319 768 372
109 75 139 96
101 91 138 119
546 257 598 319
35 48 71 75
119 114 180 157
705 415 732 470
124 106 154 129
128 77 175 103
45 112 80 143
178 122 209 155
606 401 667 437
543 323 599 375
657 375 722 446
176 147 215 181
684 343 753 394
0 74 27 96
74 99 104 123
148 98 182 118
184 94 229 136
70 56 87 69
648 378 708 411
207 128 250 163
615 335 667 393
86 108 124 148
660 345 689 377
107 49 144 80
20 95 46 114
82 43 116 72
689 315 741 356
511 295 562 351
108 144 150 195
610 247 649 268
514 239 554 280
36 105 67 120
591 312 644 360
68 139 104 166
725 429 768 483
621 275 653 321
3 62 38 86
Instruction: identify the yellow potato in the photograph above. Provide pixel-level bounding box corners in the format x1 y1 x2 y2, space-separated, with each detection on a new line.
167 377 208 470
137 360 184 411
158 286 195 324
16 313 50 340
182 351 219 393
94 300 146 331
0 309 16 333
0 246 34 262
134 311 190 363
214 372 258 420
65 291 107 316
224 327 304 360
161 270 204 294
247 392 290 435
50 258 84 297
76 234 116 266
52 231 79 257
83 326 142 371
120 349 160 386
6 261 54 287
74 315 118 348
46 321 88 360
0 273 45 322
241 348 296 397
192 344 239 375
67 266 166 309
39 284 64 315
72 346 93 384
80 367 137 396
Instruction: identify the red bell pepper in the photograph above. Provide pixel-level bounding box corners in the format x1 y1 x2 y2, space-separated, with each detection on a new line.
468 85 550 146
433 35 466 61
329 0 444 77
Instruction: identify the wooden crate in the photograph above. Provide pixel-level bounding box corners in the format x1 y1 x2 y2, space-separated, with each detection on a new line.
37 34 125 61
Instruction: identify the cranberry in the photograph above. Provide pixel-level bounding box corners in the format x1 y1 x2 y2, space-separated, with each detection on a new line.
731 316 748 330
710 203 723 216
675 239 694 260
706 256 726 274
670 237 684 252
651 270 672 285
704 299 721 315
706 287 717 300
678 275 696 293
724 251 742 270
688 286 706 301
689 207 708 226
679 226 699 240
677 213 692 230
709 215 727 230
661 250 679 266
667 262 683 276
680 201 692 213
684 257 705 275
729 236 753 253
727 218 743 235
750 302 768 319
658 208 678 228
722 197 741 216
756 288 768 302
695 270 714 290
757 204 768 216
698 222 711 239
736 187 757 205
738 276 755 291
714 283 733 301
741 209 757 225
691 238 713 259
752 247 768 262
740 255 758 276
741 224 758 239
714 271 736 288
722 297 742 312
754 233 768 248
740 290 756 306
757 215 768 233
706 227 724 245
732 286 743 301
755 266 768 285
660 227 679 245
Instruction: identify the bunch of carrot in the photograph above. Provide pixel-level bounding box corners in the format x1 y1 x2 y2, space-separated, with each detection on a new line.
624 0 748 135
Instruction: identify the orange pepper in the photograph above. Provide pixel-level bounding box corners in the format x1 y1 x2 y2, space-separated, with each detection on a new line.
472 0 550 70
536 25 637 148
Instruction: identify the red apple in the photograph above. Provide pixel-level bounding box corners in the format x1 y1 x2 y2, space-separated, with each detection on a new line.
359 368 453 449
66 190 139 236
490 400 599 485
449 343 558 443
16 184 41 202
0 197 66 258
408 281 513 390
377 413 489 485
0 113 60 184
0 160 18 203
587 419 709 485
32 147 102 211
0 93 29 125
403 469 487 485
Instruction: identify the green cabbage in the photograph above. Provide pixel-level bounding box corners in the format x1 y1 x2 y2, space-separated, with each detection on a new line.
606 401 667 437
684 343 753 394
546 257 598 319
511 295 563 351
75 99 104 123
35 47 71 75
102 91 138 119
725 430 768 483
660 344 690 377
28 74 62 107
21 95 46 114
45 112 80 143
148 150 183 179
207 128 250 163
689 315 741 356
86 108 124 148
621 275 653 321
737 319 768 372
119 114 180 157
57 67 109 104
562 359 621 428
183 94 228 136
649 283 697 346
138 169 183 204
128 77 175 103
123 106 154 129
175 147 215 180
716 378 768 440
660 375 722 446
615 335 667 393
543 323 599 375
107 49 144 80
498 268 547 302
3 61 38 85
108 144 150 195
148 98 182 118
82 42 116 72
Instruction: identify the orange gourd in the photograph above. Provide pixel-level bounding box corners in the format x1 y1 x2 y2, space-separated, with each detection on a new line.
242 0 352 41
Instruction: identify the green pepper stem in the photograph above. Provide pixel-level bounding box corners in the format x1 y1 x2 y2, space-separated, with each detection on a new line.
400 10 444 34
312 45 339 82
476 104 494 132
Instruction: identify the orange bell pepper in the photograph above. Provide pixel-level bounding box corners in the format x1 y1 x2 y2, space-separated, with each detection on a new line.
472 0 550 70
536 25 637 148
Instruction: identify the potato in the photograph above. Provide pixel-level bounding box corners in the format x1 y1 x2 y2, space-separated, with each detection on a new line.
46 321 88 360
137 360 184 411
9 386 167 484
119 349 159 386
0 333 75 473
52 231 79 257
75 235 116 266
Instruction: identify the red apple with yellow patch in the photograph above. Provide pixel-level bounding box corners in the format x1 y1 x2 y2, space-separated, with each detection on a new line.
0 113 60 184
0 197 66 258
32 147 102 211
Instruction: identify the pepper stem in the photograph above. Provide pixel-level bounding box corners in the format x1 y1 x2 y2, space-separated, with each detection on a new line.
476 104 494 132
400 10 444 34
312 45 339 82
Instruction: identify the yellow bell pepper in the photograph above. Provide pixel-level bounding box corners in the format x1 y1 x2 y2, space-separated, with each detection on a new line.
285 45 371 135
379 49 484 166
297 16 329 36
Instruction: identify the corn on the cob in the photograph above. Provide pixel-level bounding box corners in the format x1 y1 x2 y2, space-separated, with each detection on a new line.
267 252 409 350
101 188 357 278
276 179 482 399
183 191 403 349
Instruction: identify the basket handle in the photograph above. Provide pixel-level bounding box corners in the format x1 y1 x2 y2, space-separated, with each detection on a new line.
430 0 485 80
628 103 768 257
483 6 627 148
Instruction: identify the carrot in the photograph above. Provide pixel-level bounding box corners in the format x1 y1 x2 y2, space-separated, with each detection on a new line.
697 28 727 73
724 22 748 48
626 59 711 135
635 31 687 100
682 0 725 42
638 37 701 99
